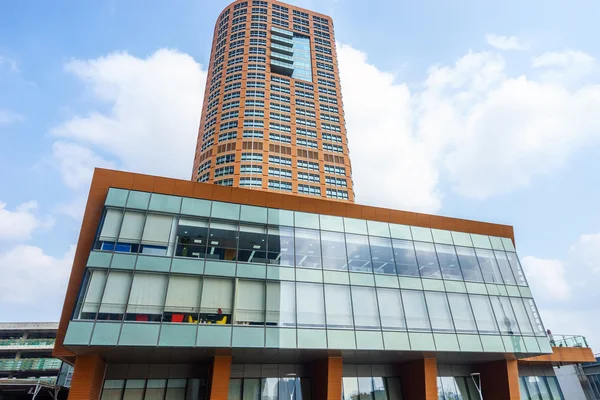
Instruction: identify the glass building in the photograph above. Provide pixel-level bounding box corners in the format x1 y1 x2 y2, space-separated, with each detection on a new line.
54 1 596 400
192 0 355 202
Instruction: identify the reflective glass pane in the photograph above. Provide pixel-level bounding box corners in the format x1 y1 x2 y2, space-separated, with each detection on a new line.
176 218 208 258
267 227 295 266
346 234 372 273
435 244 463 281
266 281 296 327
456 247 484 282
144 379 167 400
447 293 477 333
510 297 534 335
123 379 145 400
372 377 388 400
238 225 267 263
101 380 125 400
357 377 374 400
296 283 325 328
414 242 441 279
352 286 381 329
207 221 238 261
325 284 353 329
377 288 406 330
519 377 531 400
228 379 242 400
261 378 278 399
475 249 503 284
343 378 360 400
524 377 542 400
469 295 499 333
455 377 471 400
536 377 553 400
425 292 454 332
439 376 460 400
321 231 348 270
386 377 402 400
523 299 545 334
545 376 564 400
402 290 431 331
243 378 260 400
493 251 517 285
490 296 520 335
506 252 528 286
392 239 419 277
165 379 186 400
370 236 396 275
295 228 322 269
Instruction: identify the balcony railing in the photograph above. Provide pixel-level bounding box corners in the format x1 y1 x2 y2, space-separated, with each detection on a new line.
0 358 62 372
551 334 589 348
0 377 57 385
0 338 55 347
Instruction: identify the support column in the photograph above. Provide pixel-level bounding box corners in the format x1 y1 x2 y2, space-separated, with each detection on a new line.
396 357 438 400
67 355 106 400
311 356 343 400
209 356 232 400
479 359 520 400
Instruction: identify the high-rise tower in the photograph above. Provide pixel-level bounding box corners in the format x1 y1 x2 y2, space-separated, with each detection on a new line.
192 0 355 202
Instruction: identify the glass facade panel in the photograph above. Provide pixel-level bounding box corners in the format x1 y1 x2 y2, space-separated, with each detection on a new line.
490 296 520 335
346 234 372 273
507 252 528 286
476 248 503 284
447 293 477 333
469 295 499 333
266 281 296 327
238 225 267 263
425 292 454 332
456 247 484 282
292 34 312 82
370 236 396 275
176 218 208 259
402 290 430 331
414 242 441 279
392 239 419 277
510 297 534 335
494 251 517 285
295 228 322 269
377 288 406 330
325 284 353 329
144 379 167 400
101 380 125 400
435 244 463 281
235 280 265 325
296 283 325 328
122 379 145 400
321 231 348 270
207 221 238 261
352 287 380 330
267 227 295 266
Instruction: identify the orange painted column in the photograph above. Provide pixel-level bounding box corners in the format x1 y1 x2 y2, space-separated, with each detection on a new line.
67 355 106 400
311 356 343 400
480 359 521 400
209 356 232 400
396 357 438 400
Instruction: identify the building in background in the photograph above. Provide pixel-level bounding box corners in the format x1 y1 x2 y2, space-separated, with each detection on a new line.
0 322 72 399
192 0 354 202
53 1 595 399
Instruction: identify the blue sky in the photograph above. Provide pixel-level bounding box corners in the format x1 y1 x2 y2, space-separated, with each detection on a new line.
1 0 599 349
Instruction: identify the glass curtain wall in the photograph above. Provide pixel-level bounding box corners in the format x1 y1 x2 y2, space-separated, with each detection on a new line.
100 378 207 400
436 376 481 400
227 377 311 400
518 376 564 400
342 377 403 400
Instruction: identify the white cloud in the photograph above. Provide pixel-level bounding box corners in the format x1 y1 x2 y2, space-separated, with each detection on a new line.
0 110 24 126
485 34 527 51
0 56 19 72
532 50 596 85
56 195 88 221
0 245 74 320
339 44 600 205
52 141 115 190
51 49 207 185
337 43 442 212
521 256 570 301
525 233 600 350
0 201 54 241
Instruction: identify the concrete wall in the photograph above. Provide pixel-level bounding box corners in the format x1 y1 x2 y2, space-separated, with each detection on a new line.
555 365 587 400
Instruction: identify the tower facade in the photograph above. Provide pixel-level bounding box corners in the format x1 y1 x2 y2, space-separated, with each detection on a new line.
192 0 355 202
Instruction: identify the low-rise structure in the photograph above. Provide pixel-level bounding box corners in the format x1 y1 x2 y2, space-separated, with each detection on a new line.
0 322 71 399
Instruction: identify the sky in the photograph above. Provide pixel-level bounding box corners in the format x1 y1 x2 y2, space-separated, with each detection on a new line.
1 0 600 350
